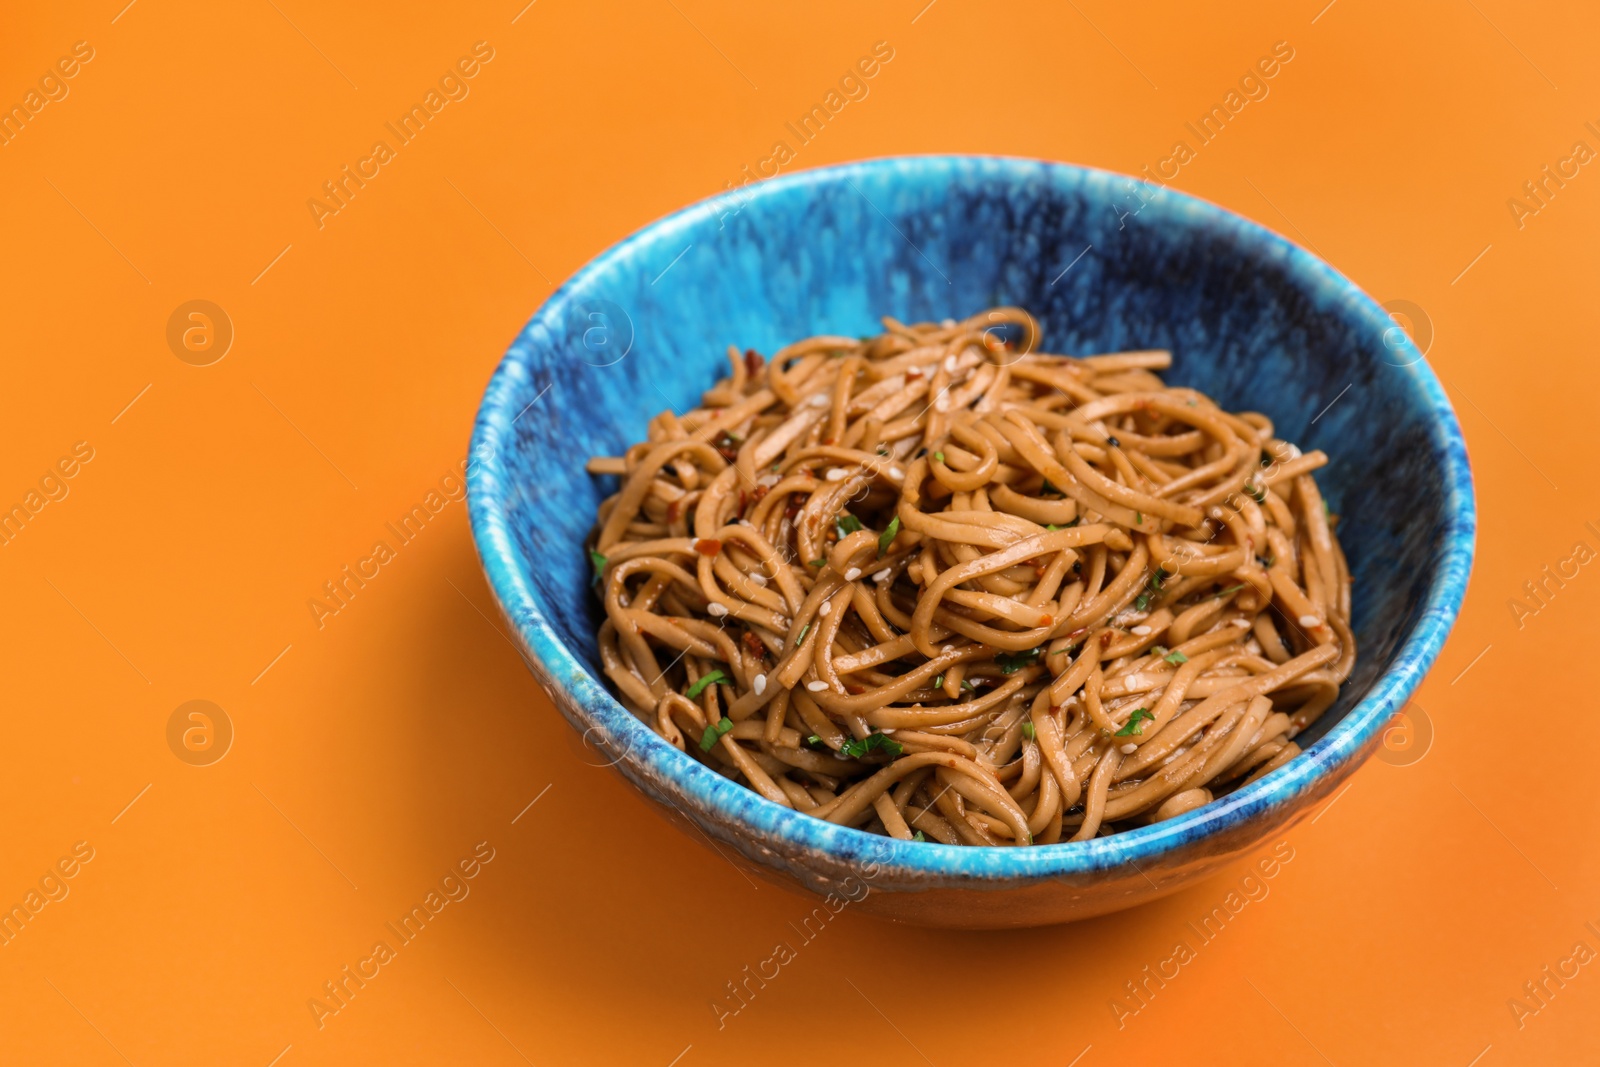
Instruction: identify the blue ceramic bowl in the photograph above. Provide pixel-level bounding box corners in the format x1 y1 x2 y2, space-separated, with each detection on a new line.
467 156 1474 928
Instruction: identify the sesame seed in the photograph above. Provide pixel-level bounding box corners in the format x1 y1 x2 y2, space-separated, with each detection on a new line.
806 681 828 692
944 355 958 372
819 601 832 616
1131 625 1152 636
844 567 861 580
825 468 847 482
707 602 729 617
809 394 829 407
1298 614 1321 628
872 568 892 582
1232 618 1252 628
889 466 904 479
749 573 768 587
1120 743 1138 754
753 674 767 695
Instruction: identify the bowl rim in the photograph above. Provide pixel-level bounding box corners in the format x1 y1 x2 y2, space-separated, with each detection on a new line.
467 153 1476 881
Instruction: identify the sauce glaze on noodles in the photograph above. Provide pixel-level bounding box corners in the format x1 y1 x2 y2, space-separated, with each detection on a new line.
585 308 1354 846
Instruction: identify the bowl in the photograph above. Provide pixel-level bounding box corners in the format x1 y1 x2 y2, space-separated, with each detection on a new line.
467 155 1474 928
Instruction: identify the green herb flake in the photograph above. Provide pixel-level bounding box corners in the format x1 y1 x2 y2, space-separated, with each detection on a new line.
912 830 927 842
1134 593 1151 612
685 669 728 700
1215 583 1246 598
794 623 811 646
588 549 608 585
995 647 1043 674
808 558 827 567
932 674 945 690
1045 524 1061 531
1040 479 1062 498
933 451 946 463
1164 650 1189 666
1115 708 1155 737
878 515 901 557
1244 482 1266 503
836 514 865 537
804 734 822 747
1152 644 1168 656
698 716 734 751
840 732 904 759
1020 722 1037 740
1135 511 1143 524
960 679 976 693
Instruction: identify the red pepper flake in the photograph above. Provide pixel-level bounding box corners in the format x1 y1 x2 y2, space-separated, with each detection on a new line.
1099 631 1115 647
1037 614 1053 627
744 349 763 378
742 631 767 660
665 498 682 523
1048 705 1062 717
694 539 722 556
750 484 770 506
845 684 866 696
784 499 802 520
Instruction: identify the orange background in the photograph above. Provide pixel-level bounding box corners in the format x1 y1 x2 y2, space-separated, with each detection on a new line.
1 1 1595 1064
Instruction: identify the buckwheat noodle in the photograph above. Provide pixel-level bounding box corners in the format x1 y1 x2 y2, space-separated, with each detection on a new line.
585 308 1355 846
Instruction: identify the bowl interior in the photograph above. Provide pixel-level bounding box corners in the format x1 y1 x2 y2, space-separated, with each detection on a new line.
471 155 1470 866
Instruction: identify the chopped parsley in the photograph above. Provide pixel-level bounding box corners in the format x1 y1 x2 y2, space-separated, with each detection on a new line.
588 549 607 585
836 514 865 537
1135 511 1143 524
1164 650 1189 666
878 516 901 556
840 732 904 759
1045 524 1062 531
685 670 728 700
933 451 946 463
996 647 1043 674
808 558 826 567
1115 708 1155 737
1020 722 1037 740
698 716 734 751
1134 568 1169 611
912 830 927 842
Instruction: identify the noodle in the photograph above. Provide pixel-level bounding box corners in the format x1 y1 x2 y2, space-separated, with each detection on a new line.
584 308 1355 846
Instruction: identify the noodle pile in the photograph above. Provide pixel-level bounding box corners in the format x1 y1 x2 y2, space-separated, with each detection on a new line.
584 308 1355 846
